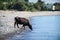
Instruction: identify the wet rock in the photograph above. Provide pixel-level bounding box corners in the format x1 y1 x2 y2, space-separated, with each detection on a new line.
2 15 5 17
1 25 3 27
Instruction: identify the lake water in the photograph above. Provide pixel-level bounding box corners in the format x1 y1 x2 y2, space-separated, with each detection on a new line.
6 16 60 40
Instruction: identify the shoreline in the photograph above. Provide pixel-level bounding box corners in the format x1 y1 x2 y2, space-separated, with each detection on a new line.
0 10 60 15
0 11 60 40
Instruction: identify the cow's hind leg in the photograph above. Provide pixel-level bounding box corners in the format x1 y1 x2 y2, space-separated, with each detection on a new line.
14 22 16 28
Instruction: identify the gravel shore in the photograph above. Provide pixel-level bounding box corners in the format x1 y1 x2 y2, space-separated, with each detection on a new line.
0 11 60 40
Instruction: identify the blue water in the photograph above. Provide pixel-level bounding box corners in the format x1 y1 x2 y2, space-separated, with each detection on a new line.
6 16 60 40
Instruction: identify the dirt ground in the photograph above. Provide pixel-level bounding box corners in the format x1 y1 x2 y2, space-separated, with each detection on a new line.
0 11 60 40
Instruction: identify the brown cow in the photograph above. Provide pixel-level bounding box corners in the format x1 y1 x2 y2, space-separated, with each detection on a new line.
14 17 32 30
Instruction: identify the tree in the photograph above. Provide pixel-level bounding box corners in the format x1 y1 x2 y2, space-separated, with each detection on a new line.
25 0 28 2
0 1 3 10
38 0 41 2
54 3 60 11
34 1 44 11
0 0 45 11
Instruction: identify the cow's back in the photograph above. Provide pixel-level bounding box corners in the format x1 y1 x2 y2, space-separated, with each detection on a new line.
14 17 29 24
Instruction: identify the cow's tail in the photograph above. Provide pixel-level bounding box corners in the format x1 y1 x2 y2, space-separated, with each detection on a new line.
28 23 32 30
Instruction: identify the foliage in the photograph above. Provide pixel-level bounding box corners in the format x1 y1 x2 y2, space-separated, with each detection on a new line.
0 0 45 11
54 3 60 11
0 1 3 10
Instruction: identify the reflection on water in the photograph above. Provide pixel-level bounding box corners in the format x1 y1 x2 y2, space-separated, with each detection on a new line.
6 16 60 40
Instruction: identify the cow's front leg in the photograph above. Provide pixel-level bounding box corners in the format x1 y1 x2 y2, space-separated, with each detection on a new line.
17 23 19 28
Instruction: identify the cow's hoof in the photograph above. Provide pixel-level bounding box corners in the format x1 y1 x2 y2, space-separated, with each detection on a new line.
18 27 19 28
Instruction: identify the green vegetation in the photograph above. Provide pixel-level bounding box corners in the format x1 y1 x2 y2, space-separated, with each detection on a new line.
0 1 3 10
0 0 45 11
54 3 60 11
0 0 60 11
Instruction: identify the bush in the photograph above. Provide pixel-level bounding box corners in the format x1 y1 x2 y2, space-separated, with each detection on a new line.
0 1 3 10
12 2 25 11
0 0 45 11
